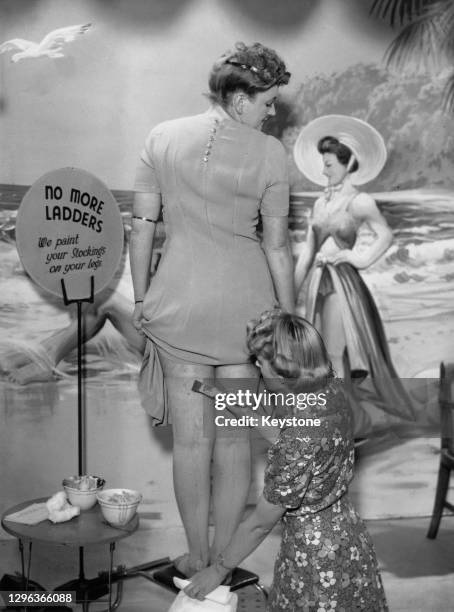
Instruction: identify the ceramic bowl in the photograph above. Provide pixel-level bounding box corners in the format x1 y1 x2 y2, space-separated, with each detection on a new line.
96 488 142 526
62 475 105 511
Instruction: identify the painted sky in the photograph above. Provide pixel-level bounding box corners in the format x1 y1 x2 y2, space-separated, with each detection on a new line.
0 0 404 188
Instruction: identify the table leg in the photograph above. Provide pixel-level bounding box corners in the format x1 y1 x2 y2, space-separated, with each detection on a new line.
108 542 115 612
79 547 90 612
26 542 32 591
18 540 25 587
17 540 33 612
79 546 86 581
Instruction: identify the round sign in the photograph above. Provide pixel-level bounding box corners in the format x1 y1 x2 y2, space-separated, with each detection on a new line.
15 167 124 300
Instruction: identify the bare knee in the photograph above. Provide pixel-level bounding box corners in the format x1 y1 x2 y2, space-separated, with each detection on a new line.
95 297 114 320
214 434 250 455
174 433 214 452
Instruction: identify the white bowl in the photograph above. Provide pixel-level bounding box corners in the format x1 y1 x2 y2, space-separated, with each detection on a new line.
96 488 142 526
63 475 105 511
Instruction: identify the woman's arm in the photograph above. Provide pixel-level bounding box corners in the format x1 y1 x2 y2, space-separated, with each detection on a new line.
129 192 161 331
184 495 285 600
327 193 393 269
261 215 295 313
294 224 317 294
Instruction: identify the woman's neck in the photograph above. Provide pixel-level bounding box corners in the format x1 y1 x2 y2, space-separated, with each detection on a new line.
210 103 235 122
329 174 350 189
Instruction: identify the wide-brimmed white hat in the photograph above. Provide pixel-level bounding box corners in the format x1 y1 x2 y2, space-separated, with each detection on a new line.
293 114 387 186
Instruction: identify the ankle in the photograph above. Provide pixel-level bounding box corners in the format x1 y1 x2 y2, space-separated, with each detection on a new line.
190 557 206 572
174 553 207 578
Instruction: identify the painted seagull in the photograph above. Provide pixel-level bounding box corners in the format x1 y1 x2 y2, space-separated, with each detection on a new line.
0 23 92 62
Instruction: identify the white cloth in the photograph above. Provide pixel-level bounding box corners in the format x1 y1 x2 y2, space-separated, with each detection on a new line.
167 578 237 612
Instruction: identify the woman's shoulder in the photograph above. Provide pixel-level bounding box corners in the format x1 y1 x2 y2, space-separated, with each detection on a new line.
262 132 286 154
147 113 206 135
348 190 378 216
312 194 325 215
257 133 287 171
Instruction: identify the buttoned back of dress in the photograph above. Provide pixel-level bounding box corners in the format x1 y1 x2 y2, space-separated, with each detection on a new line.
146 110 279 250
134 106 289 364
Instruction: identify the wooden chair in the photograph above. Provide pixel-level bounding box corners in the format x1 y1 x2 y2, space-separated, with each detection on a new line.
427 363 454 539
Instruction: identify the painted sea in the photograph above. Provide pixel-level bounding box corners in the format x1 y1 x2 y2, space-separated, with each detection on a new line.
291 188 454 322
0 184 453 383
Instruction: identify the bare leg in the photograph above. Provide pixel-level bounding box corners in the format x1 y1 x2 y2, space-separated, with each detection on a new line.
158 353 215 572
318 293 371 436
318 293 346 378
210 363 259 558
2 303 109 384
97 291 145 354
4 291 145 384
48 290 145 361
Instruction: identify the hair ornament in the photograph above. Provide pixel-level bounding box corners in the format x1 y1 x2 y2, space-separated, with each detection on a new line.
223 56 290 87
225 58 261 74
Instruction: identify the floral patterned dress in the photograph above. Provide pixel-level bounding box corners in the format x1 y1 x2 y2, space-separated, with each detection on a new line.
263 381 388 612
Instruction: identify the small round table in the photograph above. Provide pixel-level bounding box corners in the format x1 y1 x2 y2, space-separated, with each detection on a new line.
2 498 139 611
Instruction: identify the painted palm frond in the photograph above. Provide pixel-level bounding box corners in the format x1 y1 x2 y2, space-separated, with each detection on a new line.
442 72 454 112
384 12 443 67
371 0 454 112
370 0 430 26
437 2 454 57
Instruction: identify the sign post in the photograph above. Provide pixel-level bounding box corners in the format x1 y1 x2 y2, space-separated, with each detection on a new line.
12 167 173 609
15 167 125 476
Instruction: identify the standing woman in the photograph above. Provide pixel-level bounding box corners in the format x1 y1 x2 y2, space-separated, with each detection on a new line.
130 42 295 576
294 115 415 434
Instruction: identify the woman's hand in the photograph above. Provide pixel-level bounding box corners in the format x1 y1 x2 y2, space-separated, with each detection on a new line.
183 565 228 601
323 249 355 266
132 302 145 334
317 249 368 267
183 495 284 601
315 252 327 266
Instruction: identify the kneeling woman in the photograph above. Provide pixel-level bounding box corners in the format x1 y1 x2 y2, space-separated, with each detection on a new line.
184 310 388 611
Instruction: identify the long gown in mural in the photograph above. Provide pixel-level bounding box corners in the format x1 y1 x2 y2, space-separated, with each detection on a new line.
303 187 416 428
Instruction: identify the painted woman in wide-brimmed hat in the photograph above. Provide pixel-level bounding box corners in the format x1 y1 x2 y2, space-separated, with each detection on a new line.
293 115 415 435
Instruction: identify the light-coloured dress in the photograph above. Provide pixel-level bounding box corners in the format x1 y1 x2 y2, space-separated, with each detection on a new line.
264 381 389 612
134 105 289 422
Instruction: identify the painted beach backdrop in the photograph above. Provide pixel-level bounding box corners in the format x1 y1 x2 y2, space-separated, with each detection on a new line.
1 0 453 530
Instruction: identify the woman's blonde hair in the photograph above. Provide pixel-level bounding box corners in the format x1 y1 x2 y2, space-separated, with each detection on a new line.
247 309 333 392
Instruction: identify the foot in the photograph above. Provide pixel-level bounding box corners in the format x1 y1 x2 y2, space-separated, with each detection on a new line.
7 362 58 385
173 554 205 578
0 341 59 383
0 344 33 372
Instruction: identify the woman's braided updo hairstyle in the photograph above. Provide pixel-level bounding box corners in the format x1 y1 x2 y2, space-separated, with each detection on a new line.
208 42 290 107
